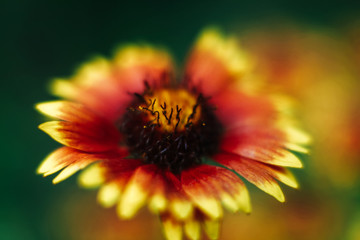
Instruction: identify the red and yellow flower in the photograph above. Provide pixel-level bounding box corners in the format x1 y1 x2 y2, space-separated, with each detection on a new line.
36 29 310 240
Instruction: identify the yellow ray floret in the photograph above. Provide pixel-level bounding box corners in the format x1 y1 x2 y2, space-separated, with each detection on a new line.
184 219 201 240
191 197 223 219
117 181 148 219
220 184 252 214
220 192 239 213
78 163 105 189
38 121 69 147
284 125 312 146
170 200 193 220
36 101 95 123
255 180 285 202
196 28 248 75
284 142 309 154
235 146 303 168
50 57 112 98
114 45 173 71
203 219 220 240
163 219 183 240
274 168 299 189
97 182 121 208
148 194 167 214
271 149 303 168
52 160 94 184
234 186 252 213
72 57 112 86
51 78 79 99
36 101 66 119
37 149 68 176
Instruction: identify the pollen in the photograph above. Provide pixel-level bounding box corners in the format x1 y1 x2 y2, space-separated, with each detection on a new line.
139 89 201 132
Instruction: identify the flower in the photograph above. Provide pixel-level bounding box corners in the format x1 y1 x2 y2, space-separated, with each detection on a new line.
36 28 310 240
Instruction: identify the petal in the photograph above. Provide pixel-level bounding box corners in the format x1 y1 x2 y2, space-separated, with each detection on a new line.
50 57 129 121
97 158 142 208
53 157 98 184
220 192 239 212
212 91 310 157
210 90 276 127
271 167 299 189
102 156 143 178
39 120 119 152
184 219 201 240
182 165 250 219
182 165 251 213
51 48 174 121
221 127 303 168
117 164 158 219
284 142 309 153
117 178 148 219
215 153 286 202
37 101 120 152
192 197 222 220
283 125 312 146
160 171 195 220
203 219 220 240
51 78 80 100
217 152 298 189
113 45 174 92
276 117 312 150
148 171 168 214
37 146 76 176
51 79 129 121
185 28 248 96
221 186 251 214
162 217 182 240
97 182 122 208
36 101 103 123
77 163 105 188
221 139 303 168
37 147 106 184
148 194 167 214
215 169 251 213
233 186 252 213
51 57 113 100
67 57 112 88
169 200 193 220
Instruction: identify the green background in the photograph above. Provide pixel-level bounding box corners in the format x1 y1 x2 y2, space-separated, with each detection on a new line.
2 0 360 239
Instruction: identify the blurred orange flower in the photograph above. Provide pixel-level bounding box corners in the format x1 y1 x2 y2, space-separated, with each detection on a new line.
244 26 360 186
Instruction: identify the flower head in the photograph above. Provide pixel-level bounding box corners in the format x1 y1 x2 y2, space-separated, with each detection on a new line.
37 28 310 240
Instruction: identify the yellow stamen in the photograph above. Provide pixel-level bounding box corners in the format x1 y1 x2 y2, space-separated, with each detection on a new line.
139 89 201 132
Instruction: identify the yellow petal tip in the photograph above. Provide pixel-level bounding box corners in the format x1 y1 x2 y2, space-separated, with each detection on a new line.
184 220 201 240
97 182 121 208
170 201 193 220
77 163 104 189
193 197 222 219
117 182 147 219
163 219 182 240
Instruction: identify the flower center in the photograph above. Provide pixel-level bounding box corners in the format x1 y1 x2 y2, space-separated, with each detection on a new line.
119 88 223 173
139 89 201 132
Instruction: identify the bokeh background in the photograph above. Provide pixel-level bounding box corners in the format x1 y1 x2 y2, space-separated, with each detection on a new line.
2 0 360 239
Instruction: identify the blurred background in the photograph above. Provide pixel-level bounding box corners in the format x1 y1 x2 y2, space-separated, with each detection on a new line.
1 0 360 239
